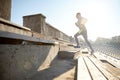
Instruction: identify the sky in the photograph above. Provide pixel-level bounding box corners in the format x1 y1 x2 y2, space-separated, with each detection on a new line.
11 0 120 41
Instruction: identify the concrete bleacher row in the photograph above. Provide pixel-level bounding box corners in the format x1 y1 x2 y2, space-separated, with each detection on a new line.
93 44 120 60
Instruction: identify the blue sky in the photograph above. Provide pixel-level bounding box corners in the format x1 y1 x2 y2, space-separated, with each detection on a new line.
11 0 120 41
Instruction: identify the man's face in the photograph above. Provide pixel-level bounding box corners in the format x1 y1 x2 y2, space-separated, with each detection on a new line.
76 13 81 19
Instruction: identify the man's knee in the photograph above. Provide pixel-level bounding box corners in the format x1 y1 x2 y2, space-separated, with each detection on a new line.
74 33 80 38
74 34 77 38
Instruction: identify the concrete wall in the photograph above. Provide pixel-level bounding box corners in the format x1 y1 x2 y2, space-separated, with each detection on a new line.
23 14 46 34
0 0 11 20
45 23 70 41
0 44 59 80
23 14 72 42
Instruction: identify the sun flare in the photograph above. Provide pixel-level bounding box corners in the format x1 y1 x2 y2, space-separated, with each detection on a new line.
80 2 114 41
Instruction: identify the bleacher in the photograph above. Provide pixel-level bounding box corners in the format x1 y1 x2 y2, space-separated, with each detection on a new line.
93 43 120 60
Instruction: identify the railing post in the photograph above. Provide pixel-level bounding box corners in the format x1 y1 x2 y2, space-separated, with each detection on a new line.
0 0 11 20
23 14 46 34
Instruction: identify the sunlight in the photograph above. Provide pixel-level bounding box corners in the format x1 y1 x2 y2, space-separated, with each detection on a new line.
80 2 113 41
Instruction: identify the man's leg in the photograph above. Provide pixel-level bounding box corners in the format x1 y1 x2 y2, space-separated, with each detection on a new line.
82 32 94 53
74 32 81 47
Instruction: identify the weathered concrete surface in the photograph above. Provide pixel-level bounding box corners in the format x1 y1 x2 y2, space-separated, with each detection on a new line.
58 51 77 59
23 14 46 34
29 53 76 80
0 45 59 80
0 0 11 20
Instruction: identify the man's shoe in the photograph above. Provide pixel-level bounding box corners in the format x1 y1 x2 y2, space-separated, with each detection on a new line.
89 50 94 55
74 46 80 48
91 50 94 54
90 50 96 58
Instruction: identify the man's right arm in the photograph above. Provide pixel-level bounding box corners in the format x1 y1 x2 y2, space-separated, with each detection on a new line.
75 22 79 27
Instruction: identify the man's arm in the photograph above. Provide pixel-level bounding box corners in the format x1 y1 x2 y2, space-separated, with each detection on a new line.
81 17 87 24
75 22 79 27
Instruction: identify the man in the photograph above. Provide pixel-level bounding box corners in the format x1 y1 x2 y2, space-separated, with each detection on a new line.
74 12 94 54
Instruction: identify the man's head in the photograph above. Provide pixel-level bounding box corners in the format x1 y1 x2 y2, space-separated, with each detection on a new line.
76 12 81 19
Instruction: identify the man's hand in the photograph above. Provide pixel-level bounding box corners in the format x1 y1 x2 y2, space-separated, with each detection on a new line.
75 22 79 27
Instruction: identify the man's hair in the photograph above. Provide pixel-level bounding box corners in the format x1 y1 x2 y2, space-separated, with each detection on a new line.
76 12 81 18
76 12 81 16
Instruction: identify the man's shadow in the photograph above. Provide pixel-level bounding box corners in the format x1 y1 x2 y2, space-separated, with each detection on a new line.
29 51 77 80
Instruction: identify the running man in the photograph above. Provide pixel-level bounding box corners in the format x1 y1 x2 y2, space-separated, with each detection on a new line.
74 12 94 54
